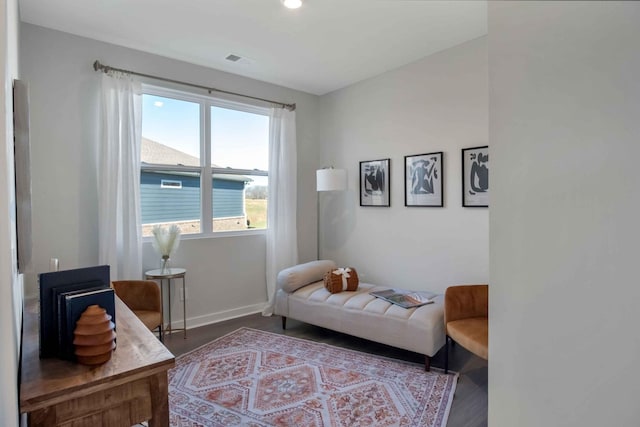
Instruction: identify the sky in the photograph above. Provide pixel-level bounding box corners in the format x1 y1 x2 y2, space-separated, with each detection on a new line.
141 94 269 186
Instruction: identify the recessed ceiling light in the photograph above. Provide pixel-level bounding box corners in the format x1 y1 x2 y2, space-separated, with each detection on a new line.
282 0 302 9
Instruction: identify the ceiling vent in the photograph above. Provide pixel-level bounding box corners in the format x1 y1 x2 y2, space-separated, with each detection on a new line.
225 54 242 62
224 54 255 66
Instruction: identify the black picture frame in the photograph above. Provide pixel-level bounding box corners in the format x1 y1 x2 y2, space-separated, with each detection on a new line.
462 146 489 207
360 158 390 207
404 152 443 207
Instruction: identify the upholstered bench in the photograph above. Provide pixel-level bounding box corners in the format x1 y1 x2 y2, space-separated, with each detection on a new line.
274 260 446 370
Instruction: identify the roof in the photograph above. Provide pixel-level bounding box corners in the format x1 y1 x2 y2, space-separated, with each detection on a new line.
141 137 200 167
141 137 252 183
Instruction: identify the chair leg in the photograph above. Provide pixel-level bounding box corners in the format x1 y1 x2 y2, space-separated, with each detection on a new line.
444 335 450 374
424 355 431 372
159 324 164 343
282 316 287 330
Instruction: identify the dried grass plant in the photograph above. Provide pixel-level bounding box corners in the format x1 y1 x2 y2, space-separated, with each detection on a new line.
151 224 181 272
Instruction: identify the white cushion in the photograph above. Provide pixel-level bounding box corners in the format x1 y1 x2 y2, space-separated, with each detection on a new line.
277 259 337 293
276 280 446 357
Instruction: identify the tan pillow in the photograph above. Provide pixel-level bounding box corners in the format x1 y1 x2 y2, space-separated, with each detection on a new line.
277 260 337 293
324 267 359 293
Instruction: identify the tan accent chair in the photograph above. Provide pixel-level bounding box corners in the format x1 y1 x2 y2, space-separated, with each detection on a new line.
444 284 488 373
112 280 163 342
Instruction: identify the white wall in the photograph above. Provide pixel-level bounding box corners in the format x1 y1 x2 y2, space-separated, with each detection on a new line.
317 37 488 293
0 0 22 425
489 2 640 426
19 24 320 326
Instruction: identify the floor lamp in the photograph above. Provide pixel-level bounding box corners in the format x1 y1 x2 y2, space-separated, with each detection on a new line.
316 168 347 259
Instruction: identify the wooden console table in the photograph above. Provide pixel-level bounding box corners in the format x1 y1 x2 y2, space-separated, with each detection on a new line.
20 296 175 426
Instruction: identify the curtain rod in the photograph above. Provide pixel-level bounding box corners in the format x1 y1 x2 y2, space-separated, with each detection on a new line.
93 60 296 111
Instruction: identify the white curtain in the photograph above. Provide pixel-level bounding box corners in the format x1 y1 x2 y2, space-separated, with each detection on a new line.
97 72 143 280
263 108 298 315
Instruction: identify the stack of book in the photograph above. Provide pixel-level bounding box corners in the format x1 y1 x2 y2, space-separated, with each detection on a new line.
39 265 115 361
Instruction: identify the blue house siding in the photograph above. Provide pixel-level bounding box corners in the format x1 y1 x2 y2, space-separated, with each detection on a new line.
141 171 245 224
213 179 245 218
141 172 200 223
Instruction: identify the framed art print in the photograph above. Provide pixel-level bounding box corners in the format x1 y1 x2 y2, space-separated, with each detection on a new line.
462 145 489 207
360 158 390 207
404 152 443 207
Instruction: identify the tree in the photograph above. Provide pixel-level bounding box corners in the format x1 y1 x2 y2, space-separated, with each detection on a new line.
246 185 267 199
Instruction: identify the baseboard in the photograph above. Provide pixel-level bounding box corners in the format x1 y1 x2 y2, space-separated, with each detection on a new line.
167 302 268 331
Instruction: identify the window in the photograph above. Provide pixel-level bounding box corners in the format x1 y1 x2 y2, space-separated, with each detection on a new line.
160 179 183 189
140 87 269 237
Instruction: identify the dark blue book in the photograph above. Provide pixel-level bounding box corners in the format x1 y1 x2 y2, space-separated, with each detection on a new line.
39 265 110 358
59 288 116 361
56 286 105 357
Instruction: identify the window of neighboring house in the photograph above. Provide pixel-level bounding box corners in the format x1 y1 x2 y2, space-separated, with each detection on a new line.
140 87 269 237
160 179 183 189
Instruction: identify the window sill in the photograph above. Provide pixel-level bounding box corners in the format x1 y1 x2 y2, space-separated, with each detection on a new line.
142 228 266 243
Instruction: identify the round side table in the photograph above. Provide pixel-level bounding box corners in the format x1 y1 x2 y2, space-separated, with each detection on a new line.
145 268 187 339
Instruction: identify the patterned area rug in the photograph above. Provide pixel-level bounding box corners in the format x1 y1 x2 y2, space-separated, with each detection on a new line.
169 327 458 427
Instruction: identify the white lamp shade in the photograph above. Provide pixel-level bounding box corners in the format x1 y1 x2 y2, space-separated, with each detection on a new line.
316 168 347 192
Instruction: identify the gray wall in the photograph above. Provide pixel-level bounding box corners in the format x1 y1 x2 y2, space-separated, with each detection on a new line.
0 0 21 425
20 24 489 330
489 2 640 426
19 23 320 326
317 37 488 293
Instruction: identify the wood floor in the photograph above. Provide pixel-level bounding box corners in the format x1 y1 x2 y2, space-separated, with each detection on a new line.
163 313 488 427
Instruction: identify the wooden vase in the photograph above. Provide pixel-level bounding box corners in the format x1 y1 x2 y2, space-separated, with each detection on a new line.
73 305 116 365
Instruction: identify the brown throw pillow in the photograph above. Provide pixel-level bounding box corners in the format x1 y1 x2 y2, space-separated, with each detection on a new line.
323 267 359 293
